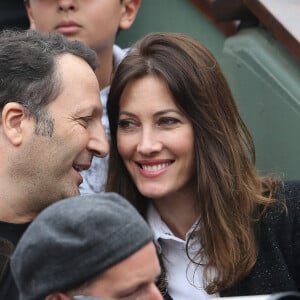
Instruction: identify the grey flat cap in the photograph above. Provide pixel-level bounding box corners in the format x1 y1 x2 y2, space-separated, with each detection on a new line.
11 193 154 300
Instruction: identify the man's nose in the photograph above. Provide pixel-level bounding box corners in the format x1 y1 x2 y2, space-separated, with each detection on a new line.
88 122 110 158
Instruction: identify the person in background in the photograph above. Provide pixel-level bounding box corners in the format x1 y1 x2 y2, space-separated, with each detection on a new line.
0 29 109 300
106 32 300 299
24 0 141 194
11 193 163 300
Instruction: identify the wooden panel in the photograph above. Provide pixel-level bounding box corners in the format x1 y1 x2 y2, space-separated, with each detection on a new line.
211 0 249 21
188 0 239 36
189 0 300 61
244 0 300 61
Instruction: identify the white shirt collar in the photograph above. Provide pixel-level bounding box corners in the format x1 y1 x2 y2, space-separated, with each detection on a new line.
147 203 200 252
147 204 218 299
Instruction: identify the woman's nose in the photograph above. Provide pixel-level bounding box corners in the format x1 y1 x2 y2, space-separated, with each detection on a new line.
136 129 162 155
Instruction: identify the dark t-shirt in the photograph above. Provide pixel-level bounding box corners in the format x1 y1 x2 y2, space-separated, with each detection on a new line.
0 222 29 300
0 0 29 30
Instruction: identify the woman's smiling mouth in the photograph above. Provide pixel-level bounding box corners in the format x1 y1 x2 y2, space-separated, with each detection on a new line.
135 160 174 177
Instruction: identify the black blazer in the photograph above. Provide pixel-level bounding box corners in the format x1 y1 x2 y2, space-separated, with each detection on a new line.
222 180 300 296
163 180 300 299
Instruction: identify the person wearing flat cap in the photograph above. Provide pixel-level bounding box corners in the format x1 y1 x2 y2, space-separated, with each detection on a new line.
10 193 163 300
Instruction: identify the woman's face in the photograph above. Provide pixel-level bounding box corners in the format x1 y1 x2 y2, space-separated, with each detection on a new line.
117 75 195 201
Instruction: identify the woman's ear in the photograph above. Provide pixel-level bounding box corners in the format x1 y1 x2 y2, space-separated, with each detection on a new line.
1 103 30 146
119 0 141 30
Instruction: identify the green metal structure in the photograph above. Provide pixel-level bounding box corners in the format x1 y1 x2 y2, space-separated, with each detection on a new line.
117 0 300 179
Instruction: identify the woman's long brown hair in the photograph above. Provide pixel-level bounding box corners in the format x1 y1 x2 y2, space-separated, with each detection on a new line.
106 32 279 294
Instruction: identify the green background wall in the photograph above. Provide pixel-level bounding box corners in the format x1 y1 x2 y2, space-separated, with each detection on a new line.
117 0 300 179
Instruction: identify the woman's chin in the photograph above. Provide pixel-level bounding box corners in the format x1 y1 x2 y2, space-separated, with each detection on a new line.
137 185 168 200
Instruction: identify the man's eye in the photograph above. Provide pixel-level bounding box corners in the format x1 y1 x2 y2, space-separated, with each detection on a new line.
78 117 93 128
82 117 93 122
121 287 145 299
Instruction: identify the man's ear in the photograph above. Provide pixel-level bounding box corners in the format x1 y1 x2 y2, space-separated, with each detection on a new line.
24 1 36 29
1 103 30 146
45 293 71 300
119 0 141 30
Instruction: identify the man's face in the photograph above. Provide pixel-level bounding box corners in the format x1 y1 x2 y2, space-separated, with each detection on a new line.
26 0 135 52
15 53 109 212
76 242 163 300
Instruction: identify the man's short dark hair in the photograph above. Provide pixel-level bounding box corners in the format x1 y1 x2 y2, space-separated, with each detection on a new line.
0 29 98 135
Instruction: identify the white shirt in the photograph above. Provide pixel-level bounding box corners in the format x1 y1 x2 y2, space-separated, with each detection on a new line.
147 204 218 300
79 45 127 194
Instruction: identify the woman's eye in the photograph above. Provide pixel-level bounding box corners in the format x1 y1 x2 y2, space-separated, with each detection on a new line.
158 117 180 126
118 119 136 129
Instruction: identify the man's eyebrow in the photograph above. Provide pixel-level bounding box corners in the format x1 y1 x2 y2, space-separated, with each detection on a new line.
74 105 102 116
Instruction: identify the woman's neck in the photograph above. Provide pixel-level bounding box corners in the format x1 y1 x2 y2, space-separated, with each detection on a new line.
153 188 199 240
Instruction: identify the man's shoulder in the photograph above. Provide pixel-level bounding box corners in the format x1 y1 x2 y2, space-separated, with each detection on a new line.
0 273 19 300
0 222 29 244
